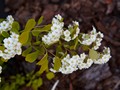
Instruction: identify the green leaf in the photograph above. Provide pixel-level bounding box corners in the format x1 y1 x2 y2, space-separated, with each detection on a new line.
24 19 36 32
82 45 89 51
19 31 29 45
32 78 43 90
25 50 40 63
0 19 4 23
33 41 41 45
42 24 52 31
38 59 48 74
38 16 43 25
73 37 78 50
37 53 48 65
11 21 20 33
56 45 63 57
89 49 99 60
46 72 55 80
38 47 45 56
53 56 61 71
0 35 4 43
1 31 9 38
22 47 32 57
32 30 41 37
0 46 5 51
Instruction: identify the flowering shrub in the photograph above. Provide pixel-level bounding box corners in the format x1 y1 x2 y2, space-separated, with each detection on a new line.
0 14 111 87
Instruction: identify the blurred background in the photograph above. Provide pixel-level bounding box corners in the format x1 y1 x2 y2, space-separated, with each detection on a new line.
0 0 120 90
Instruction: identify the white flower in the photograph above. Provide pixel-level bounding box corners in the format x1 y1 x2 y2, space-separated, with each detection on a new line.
73 21 79 26
78 53 93 70
1 32 22 60
55 14 62 21
72 28 80 40
7 15 14 24
0 15 14 33
94 47 111 64
42 14 64 45
0 51 3 57
64 30 71 37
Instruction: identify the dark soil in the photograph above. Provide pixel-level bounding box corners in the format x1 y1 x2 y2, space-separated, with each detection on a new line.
1 0 120 90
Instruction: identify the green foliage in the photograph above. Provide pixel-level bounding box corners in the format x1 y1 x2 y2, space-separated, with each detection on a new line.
37 53 48 74
22 46 32 57
19 31 30 45
0 74 25 90
53 56 61 71
24 19 36 32
26 50 40 63
56 45 63 57
89 49 99 60
46 72 55 80
11 21 20 34
0 35 4 43
0 19 4 22
0 46 5 51
37 52 48 65
37 16 43 25
32 24 51 37
32 78 43 90
81 45 89 51
1 31 9 38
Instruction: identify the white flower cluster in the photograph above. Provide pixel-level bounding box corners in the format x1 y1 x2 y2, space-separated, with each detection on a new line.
63 21 80 42
50 47 111 74
42 14 64 45
81 26 104 50
0 15 14 33
50 53 93 74
59 54 79 74
0 66 2 82
81 26 97 45
78 53 93 70
94 47 111 64
0 32 22 60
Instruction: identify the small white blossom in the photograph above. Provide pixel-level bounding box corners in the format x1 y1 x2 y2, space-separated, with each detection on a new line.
0 32 22 60
63 21 80 42
81 26 104 50
64 30 71 37
78 53 93 70
42 14 64 45
94 47 111 64
0 15 14 33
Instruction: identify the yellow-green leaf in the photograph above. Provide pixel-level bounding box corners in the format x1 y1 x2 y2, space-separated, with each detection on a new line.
37 53 48 65
38 16 43 25
38 59 48 74
0 46 5 51
89 49 99 60
19 31 29 45
24 19 36 32
42 24 51 31
32 78 43 90
46 72 55 80
11 21 20 33
2 31 9 38
53 56 61 71
25 50 39 63
73 37 78 50
22 47 32 57
82 45 89 51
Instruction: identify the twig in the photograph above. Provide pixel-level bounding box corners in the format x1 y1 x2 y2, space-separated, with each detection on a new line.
51 80 59 90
